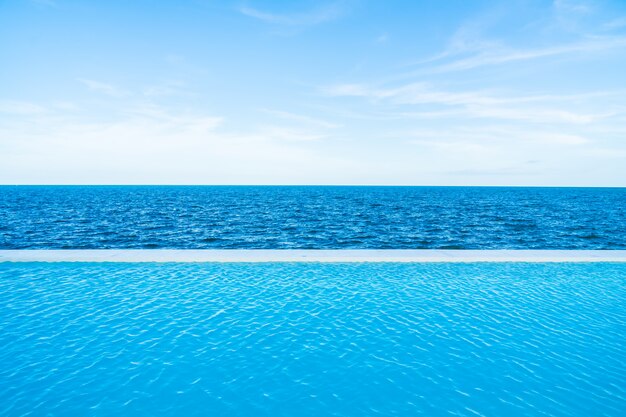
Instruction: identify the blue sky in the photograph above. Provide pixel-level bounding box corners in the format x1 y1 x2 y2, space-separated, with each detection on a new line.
1 0 626 185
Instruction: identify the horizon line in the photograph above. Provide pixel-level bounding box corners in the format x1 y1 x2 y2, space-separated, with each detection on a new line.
1 184 625 188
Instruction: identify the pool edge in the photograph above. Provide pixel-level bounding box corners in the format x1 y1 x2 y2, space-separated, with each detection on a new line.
1 250 626 263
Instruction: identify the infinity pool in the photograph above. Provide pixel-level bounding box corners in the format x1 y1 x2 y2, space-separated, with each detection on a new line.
1 262 625 416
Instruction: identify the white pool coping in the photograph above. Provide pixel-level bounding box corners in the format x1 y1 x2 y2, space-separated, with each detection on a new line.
1 250 626 263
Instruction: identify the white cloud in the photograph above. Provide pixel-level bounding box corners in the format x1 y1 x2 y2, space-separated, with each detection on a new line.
1 98 622 185
396 125 602 183
0 100 47 115
0 103 356 184
142 81 189 97
122 103 223 132
411 36 626 74
323 82 621 124
261 109 340 128
461 106 609 124
239 2 344 26
405 126 590 147
255 125 327 142
398 0 626 76
78 79 130 97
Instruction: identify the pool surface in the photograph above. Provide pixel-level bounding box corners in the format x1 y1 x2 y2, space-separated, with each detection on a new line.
1 262 625 416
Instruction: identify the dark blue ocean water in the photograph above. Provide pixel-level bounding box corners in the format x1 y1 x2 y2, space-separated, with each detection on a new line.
1 262 624 417
1 186 625 249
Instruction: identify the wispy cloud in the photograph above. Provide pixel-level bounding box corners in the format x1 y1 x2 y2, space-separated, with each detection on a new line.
123 103 223 133
0 100 356 184
142 81 189 98
396 0 626 76
261 109 339 128
408 36 626 74
323 82 622 124
603 16 626 30
554 0 593 15
406 126 590 147
375 33 390 44
256 126 328 142
78 79 129 97
0 100 47 115
239 2 345 26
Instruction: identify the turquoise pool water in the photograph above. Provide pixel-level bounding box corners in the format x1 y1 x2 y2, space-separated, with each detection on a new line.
1 262 625 416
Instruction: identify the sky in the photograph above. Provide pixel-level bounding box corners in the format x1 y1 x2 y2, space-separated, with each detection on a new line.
1 0 626 186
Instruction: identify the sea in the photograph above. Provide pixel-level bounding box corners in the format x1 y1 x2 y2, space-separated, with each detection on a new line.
1 185 625 249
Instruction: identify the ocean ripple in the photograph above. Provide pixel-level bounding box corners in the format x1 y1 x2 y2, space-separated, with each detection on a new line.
1 186 626 249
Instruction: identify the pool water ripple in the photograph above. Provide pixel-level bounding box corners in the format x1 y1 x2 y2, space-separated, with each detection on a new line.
0 262 625 416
